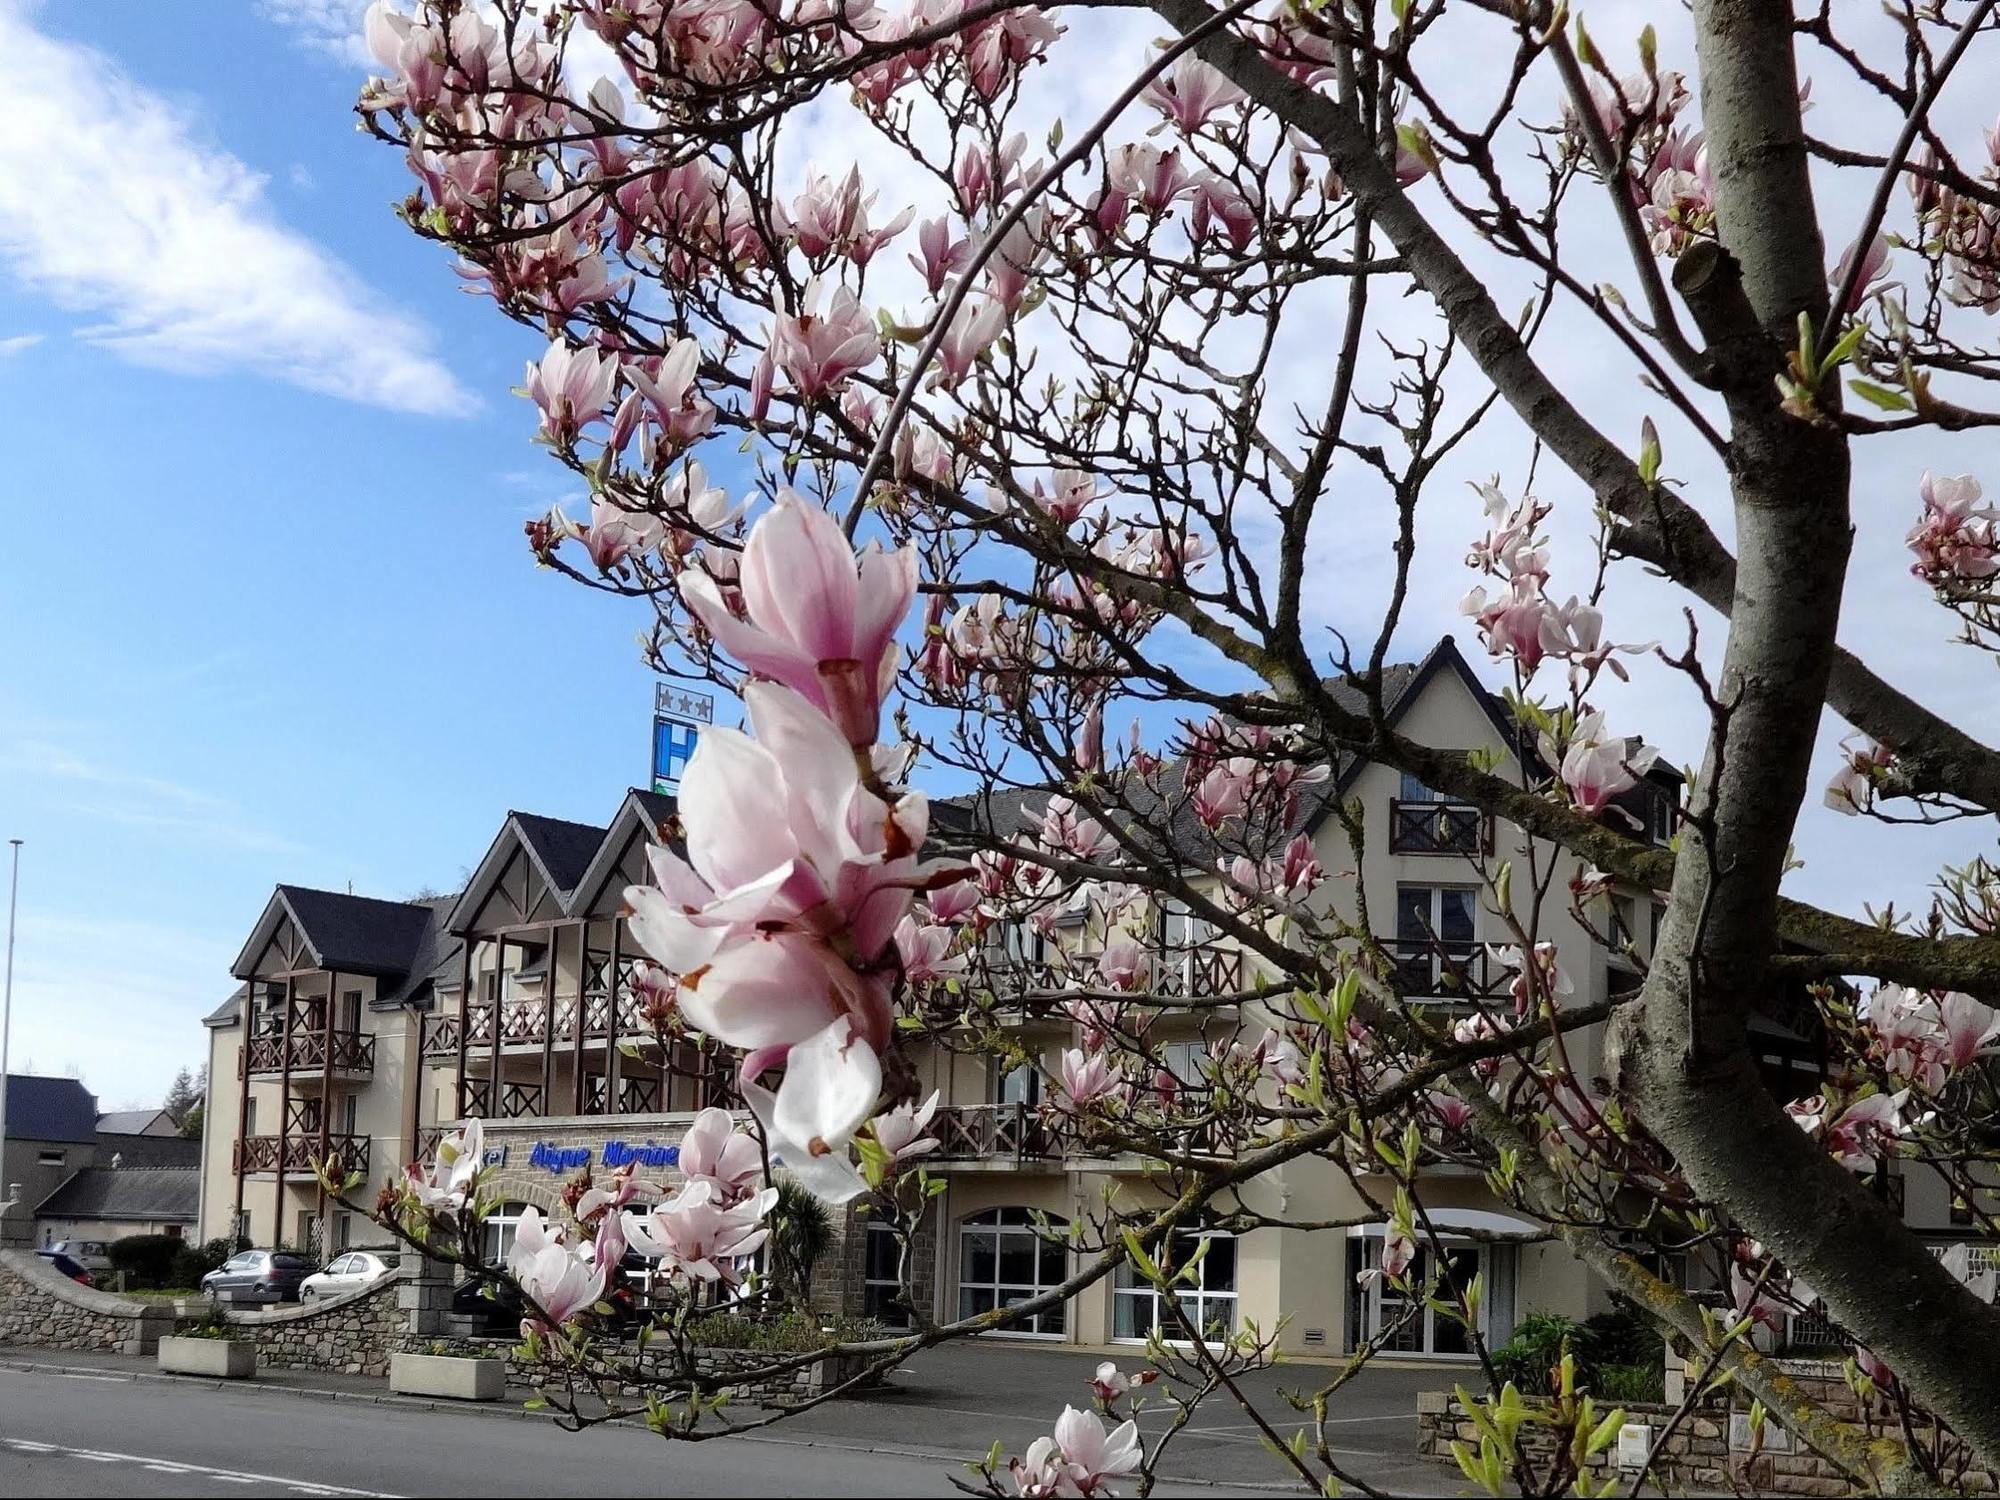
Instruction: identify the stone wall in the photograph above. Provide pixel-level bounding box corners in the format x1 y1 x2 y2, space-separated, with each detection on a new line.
414 1330 875 1405
814 1198 937 1322
1415 1373 1997 1497
217 1277 407 1378
0 1250 174 1355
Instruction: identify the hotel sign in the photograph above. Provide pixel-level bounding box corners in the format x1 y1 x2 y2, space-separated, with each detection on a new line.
652 683 714 793
527 1139 682 1176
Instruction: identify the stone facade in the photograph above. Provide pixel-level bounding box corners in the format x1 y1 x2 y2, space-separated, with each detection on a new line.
1415 1374 1997 1497
0 1250 174 1355
216 1276 407 1378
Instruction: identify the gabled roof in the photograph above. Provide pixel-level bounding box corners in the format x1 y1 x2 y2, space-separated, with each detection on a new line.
565 788 679 919
380 894 465 1010
4 1075 100 1144
229 886 438 980
205 983 248 1029
443 811 610 936
95 1108 176 1137
34 1166 197 1224
97 1133 200 1169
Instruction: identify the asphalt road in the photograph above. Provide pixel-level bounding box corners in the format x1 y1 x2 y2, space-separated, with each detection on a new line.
0 1344 1449 1497
0 1367 959 1498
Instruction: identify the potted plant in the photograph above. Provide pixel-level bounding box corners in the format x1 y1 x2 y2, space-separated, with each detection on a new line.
389 1341 507 1401
158 1323 257 1379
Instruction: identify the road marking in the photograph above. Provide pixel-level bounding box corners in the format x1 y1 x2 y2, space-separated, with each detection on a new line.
0 1437 398 1496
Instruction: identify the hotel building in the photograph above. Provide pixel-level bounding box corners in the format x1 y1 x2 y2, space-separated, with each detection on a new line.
201 636 1978 1357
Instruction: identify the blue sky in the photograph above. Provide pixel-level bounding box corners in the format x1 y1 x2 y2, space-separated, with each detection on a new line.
0 1 666 1108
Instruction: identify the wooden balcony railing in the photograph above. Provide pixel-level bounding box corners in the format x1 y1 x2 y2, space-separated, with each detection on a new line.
233 1133 370 1177
1388 799 1492 855
1383 938 1514 1004
932 1102 1054 1163
243 1030 375 1077
973 943 1246 1004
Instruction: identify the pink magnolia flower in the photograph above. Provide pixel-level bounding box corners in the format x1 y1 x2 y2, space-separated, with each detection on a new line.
909 215 972 294
680 495 916 745
1824 734 1895 815
960 6 1060 99
1833 231 1891 312
769 276 881 400
674 1105 764 1203
1041 795 1118 860
871 1090 941 1164
1188 172 1257 250
1107 143 1193 215
1050 1405 1143 1493
1426 1090 1474 1133
895 915 964 981
507 1206 607 1333
1009 1437 1067 1498
1550 711 1659 817
1058 1048 1130 1111
1729 1265 1786 1333
928 878 983 924
584 495 662 571
1460 579 1560 672
1937 991 2000 1072
1143 55 1246 133
625 337 716 453
1095 932 1151 992
933 298 1006 390
526 339 618 442
403 1118 484 1211
1089 1361 1158 1405
1908 471 1998 585
621 1178 777 1282
622 683 929 1045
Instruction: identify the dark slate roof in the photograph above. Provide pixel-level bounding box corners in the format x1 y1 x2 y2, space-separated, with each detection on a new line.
514 813 609 897
631 789 678 832
204 984 247 1029
4 1075 99 1144
95 1109 174 1137
381 894 466 1010
277 886 438 977
97 1133 201 1169
34 1166 197 1224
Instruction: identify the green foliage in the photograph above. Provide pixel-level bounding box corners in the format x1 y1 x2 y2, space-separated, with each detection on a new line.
107 1234 184 1290
176 1322 244 1341
1491 1303 1665 1400
685 1309 884 1354
764 1181 834 1309
166 1236 240 1291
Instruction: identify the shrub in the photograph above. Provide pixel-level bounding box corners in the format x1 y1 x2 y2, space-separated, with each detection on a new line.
1597 1362 1665 1403
107 1234 183 1290
166 1237 239 1291
764 1182 833 1309
1491 1312 1588 1395
685 1309 884 1354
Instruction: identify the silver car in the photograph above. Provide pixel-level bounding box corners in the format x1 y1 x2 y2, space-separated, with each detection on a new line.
200 1249 314 1303
298 1250 397 1303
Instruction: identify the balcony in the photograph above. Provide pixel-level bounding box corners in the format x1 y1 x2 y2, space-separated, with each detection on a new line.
974 943 1247 1008
243 1029 375 1079
1383 938 1515 1005
932 1103 1055 1165
233 1133 370 1179
1388 799 1492 856
423 981 648 1060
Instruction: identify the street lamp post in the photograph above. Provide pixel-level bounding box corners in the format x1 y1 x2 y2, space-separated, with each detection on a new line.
0 839 20 1210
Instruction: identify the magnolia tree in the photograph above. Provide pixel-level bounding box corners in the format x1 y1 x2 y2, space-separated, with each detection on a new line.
336 0 2000 1492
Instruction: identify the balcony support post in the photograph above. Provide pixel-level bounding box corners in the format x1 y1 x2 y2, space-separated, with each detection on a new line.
489 934 507 1118
275 971 296 1252
604 920 623 1116
570 920 587 1116
232 982 253 1236
540 927 557 1118
314 968 339 1242
453 933 472 1119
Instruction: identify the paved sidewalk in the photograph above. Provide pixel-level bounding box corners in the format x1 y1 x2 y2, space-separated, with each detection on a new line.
0 1340 1451 1493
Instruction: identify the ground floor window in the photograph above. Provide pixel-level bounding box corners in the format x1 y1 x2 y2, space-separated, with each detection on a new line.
482 1202 533 1264
1348 1237 1512 1356
958 1208 1067 1336
1113 1230 1237 1342
864 1221 912 1328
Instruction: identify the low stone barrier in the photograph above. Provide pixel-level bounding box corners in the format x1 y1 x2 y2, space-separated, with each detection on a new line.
1415 1371 1996 1497
0 1249 174 1355
213 1276 406 1378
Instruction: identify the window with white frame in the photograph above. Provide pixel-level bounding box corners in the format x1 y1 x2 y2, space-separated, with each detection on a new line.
989 1060 1042 1108
1347 1235 1512 1357
958 1208 1068 1336
1393 884 1478 996
1113 1228 1238 1342
482 1201 534 1263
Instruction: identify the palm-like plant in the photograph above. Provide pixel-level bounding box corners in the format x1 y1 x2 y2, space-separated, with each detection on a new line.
764 1180 834 1311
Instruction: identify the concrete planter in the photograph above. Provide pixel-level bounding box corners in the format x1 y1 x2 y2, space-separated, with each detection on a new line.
390 1351 506 1401
158 1335 257 1379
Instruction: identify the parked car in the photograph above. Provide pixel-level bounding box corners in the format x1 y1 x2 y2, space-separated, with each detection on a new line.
36 1250 93 1288
200 1249 315 1304
42 1239 112 1275
299 1250 398 1303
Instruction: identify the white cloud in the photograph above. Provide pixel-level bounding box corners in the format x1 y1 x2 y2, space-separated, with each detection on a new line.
0 4 473 416
0 331 42 356
256 0 372 64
